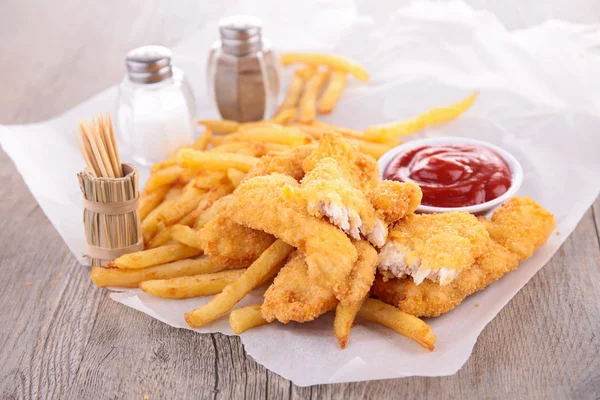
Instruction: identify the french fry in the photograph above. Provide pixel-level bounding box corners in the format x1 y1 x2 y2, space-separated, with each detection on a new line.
210 142 250 153
298 68 331 123
192 128 213 151
90 256 228 288
158 187 206 226
176 148 259 173
280 52 369 82
150 153 178 173
184 239 293 328
139 269 246 299
276 66 316 114
194 171 227 190
171 225 202 249
224 127 313 147
142 187 182 242
346 138 395 159
145 165 186 193
110 243 202 270
147 224 173 249
357 298 436 351
227 168 246 188
363 92 478 142
194 195 234 230
270 107 297 125
318 70 347 114
197 119 240 134
139 186 170 221
229 304 270 334
334 294 367 349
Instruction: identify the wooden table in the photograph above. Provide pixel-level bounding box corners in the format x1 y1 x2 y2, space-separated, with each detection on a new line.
1 1 599 398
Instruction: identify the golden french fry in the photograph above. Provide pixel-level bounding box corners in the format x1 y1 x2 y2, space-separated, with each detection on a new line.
318 70 347 114
334 294 367 349
110 243 202 270
139 269 246 299
223 127 313 147
158 187 205 226
229 304 270 334
298 68 331 123
142 187 183 242
272 67 316 122
194 171 227 190
227 168 246 188
364 92 478 142
145 165 186 193
194 194 234 230
171 224 201 249
358 298 436 351
176 148 259 173
210 142 249 153
139 186 170 221
346 138 395 159
147 224 173 249
184 240 293 328
197 119 240 134
280 52 369 82
150 153 178 173
192 128 213 151
270 107 297 125
91 257 228 288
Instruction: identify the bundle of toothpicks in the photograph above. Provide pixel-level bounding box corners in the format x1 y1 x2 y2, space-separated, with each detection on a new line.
74 113 142 266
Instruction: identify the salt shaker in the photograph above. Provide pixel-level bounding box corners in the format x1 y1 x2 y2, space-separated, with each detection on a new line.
207 16 280 122
117 45 196 166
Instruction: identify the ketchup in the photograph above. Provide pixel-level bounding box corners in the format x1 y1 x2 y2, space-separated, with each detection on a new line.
383 143 512 208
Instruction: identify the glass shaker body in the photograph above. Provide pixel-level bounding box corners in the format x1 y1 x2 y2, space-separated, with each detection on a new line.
207 38 280 122
118 67 196 166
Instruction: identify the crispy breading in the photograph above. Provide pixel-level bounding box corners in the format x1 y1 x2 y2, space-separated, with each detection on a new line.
243 144 316 182
229 174 358 300
344 240 379 306
198 205 276 268
282 157 386 246
262 252 337 323
373 196 556 317
379 212 490 285
480 196 556 261
369 180 422 223
302 133 380 193
373 239 519 317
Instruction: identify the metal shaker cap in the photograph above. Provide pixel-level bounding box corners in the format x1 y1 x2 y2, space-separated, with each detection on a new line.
126 45 173 84
219 16 263 56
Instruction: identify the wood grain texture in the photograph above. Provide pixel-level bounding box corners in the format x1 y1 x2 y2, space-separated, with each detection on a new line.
0 1 599 399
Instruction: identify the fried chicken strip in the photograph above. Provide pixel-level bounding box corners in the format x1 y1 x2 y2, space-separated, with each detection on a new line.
369 180 422 224
283 157 387 246
372 197 556 317
243 144 316 182
262 251 337 323
229 174 358 300
198 205 276 268
302 132 380 193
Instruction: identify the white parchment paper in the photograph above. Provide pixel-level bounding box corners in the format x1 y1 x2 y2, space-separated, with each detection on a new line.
2 1 600 386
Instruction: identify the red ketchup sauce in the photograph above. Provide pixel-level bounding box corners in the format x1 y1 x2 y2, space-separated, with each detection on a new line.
383 143 512 208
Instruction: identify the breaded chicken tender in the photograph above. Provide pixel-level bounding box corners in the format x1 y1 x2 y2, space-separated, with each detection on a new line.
373 239 519 317
344 240 379 306
303 133 380 193
379 212 489 285
283 157 387 246
372 196 556 317
243 144 316 182
480 197 556 262
229 174 358 300
262 252 337 323
369 180 422 224
199 205 276 268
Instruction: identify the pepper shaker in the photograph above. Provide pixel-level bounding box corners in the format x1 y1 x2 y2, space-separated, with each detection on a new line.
206 16 280 122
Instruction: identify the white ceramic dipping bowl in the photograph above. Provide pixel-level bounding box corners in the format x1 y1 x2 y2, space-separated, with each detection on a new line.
378 136 523 214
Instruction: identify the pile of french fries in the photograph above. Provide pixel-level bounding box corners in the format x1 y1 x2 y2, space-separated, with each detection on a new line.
90 53 477 351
